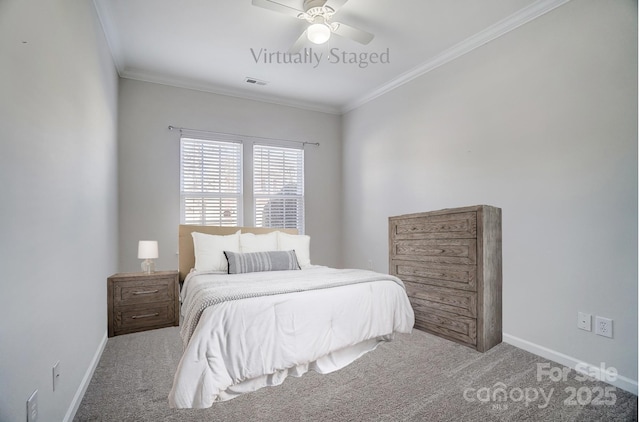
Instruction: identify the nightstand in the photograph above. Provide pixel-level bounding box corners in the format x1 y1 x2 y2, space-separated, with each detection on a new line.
107 271 179 337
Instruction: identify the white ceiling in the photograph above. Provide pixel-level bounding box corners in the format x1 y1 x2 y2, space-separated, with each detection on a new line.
93 0 568 114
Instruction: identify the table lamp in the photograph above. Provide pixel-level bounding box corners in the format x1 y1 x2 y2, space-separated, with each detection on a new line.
138 240 158 274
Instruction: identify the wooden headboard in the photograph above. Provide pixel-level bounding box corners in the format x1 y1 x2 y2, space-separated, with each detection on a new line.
178 225 298 281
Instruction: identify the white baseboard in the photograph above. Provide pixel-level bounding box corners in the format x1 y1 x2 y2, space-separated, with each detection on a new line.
503 333 638 395
63 331 108 422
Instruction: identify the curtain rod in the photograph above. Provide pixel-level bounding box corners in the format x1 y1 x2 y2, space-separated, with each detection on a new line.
168 125 320 147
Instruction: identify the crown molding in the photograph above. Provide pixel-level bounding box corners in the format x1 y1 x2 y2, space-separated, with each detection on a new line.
341 0 572 113
92 0 125 74
120 68 342 115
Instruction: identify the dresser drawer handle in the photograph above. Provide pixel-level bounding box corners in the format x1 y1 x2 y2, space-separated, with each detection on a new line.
131 313 159 319
132 289 159 295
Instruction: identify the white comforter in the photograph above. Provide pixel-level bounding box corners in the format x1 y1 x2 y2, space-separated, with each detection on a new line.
168 266 415 409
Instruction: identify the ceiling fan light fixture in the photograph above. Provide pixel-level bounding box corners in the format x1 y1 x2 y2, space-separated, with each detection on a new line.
307 22 331 44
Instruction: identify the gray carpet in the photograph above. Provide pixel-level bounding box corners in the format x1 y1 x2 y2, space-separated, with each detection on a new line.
74 327 637 421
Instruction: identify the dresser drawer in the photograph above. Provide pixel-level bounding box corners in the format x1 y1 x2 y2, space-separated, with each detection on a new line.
111 276 175 306
413 307 477 346
392 238 477 265
391 212 476 239
406 282 477 318
391 260 477 291
113 302 176 335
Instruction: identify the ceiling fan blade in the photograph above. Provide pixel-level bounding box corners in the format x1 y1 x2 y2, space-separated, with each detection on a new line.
288 30 308 54
251 0 303 18
325 0 349 10
331 22 374 45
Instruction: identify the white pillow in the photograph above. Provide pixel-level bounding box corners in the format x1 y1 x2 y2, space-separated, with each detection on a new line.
240 232 278 253
192 230 240 272
277 232 311 268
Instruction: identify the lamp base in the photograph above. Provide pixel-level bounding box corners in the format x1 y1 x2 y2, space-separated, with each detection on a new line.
141 259 155 274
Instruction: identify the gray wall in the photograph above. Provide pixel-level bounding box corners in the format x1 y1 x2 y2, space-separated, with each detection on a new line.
342 0 637 384
117 79 343 272
0 1 119 421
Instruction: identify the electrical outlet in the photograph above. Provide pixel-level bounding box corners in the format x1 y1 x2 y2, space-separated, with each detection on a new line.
367 259 373 270
53 360 60 391
595 316 613 338
577 312 591 331
27 390 38 422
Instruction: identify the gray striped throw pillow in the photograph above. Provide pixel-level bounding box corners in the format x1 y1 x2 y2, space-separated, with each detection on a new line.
224 250 300 274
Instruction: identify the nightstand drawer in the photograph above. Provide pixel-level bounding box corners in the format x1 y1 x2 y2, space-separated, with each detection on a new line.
112 277 174 306
113 302 176 335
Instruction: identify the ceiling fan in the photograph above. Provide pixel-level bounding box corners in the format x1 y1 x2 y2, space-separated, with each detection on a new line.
251 0 374 52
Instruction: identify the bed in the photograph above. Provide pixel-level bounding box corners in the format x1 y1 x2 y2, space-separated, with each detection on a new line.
168 225 415 409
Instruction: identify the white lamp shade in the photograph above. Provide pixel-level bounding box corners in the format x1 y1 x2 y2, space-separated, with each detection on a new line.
307 22 331 44
138 241 158 259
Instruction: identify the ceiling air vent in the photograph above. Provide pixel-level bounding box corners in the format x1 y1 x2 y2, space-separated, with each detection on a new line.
245 77 268 86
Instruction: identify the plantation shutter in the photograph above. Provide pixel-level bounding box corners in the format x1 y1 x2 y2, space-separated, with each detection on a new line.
253 144 305 233
180 137 242 226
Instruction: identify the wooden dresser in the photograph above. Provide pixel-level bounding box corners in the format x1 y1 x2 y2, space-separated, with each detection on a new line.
107 271 179 337
389 205 502 352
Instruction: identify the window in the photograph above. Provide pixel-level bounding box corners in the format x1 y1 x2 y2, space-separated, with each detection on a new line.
253 144 305 233
179 135 305 233
180 137 242 226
